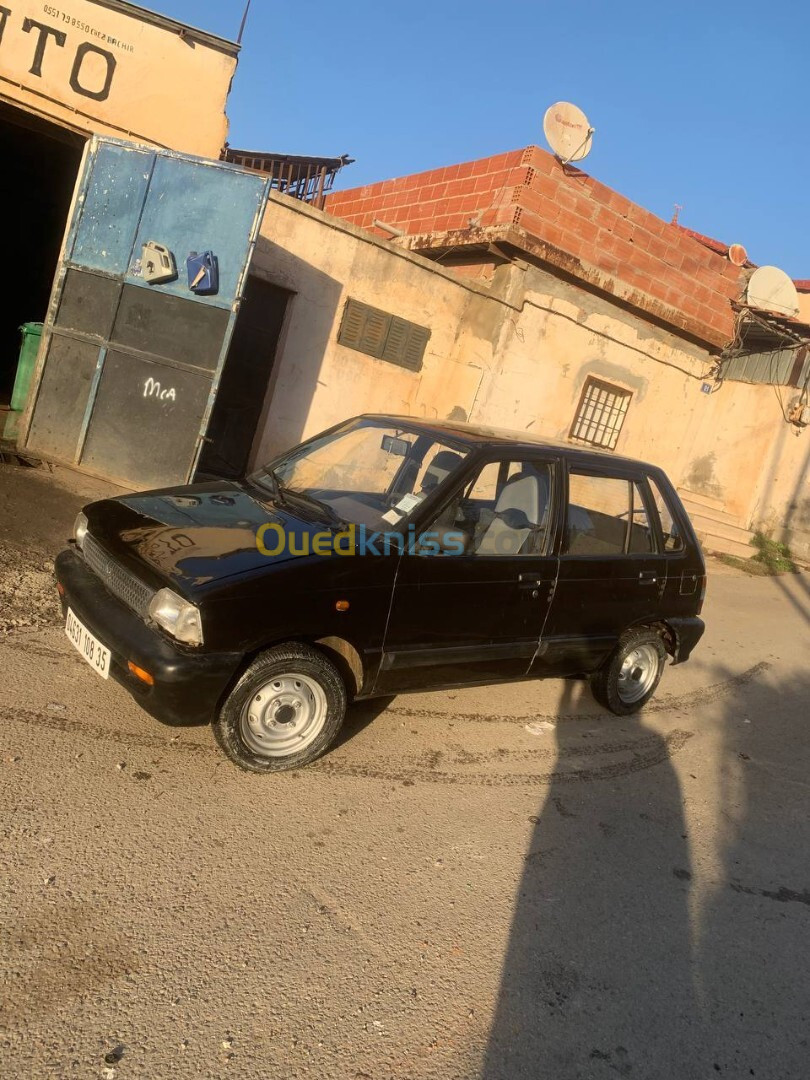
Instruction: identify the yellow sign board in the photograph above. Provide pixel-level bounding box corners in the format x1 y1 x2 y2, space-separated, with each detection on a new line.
0 0 237 157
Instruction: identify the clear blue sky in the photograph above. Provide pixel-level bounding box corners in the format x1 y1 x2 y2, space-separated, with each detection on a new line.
154 0 808 277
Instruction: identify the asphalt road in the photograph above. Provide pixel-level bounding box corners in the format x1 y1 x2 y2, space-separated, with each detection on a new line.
1 465 809 1080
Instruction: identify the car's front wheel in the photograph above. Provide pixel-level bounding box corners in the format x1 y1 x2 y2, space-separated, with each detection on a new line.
213 643 347 772
591 627 667 715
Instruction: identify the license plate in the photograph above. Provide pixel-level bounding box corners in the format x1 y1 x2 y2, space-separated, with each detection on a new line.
65 608 111 680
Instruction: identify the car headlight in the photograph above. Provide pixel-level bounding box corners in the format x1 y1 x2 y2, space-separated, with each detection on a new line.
149 588 203 646
73 512 89 550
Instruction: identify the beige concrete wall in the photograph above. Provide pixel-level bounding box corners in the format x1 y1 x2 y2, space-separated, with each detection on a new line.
250 197 493 460
748 414 810 558
250 194 810 557
0 0 235 155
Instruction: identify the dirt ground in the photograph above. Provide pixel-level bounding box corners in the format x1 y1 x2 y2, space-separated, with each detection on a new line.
0 464 115 635
1 462 809 1080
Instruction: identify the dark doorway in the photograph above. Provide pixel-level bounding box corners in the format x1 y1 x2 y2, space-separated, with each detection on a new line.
0 102 84 412
197 276 292 479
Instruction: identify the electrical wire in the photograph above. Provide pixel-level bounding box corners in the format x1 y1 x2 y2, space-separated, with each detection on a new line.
519 297 715 381
773 382 791 424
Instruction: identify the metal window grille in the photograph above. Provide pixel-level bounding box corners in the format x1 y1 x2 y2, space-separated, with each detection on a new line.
569 378 632 450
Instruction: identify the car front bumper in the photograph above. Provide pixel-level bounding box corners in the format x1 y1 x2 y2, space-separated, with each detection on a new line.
55 548 243 727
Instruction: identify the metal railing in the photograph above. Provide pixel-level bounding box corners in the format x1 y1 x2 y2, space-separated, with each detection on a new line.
221 149 354 209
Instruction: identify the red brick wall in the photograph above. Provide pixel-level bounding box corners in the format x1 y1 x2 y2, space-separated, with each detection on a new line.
325 146 744 345
324 149 527 236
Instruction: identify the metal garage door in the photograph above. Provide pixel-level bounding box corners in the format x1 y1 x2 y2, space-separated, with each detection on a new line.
22 136 269 489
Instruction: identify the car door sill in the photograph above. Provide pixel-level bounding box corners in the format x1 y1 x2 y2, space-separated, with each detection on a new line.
380 640 539 670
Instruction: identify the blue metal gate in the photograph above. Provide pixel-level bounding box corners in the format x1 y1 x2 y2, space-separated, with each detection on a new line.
22 137 269 489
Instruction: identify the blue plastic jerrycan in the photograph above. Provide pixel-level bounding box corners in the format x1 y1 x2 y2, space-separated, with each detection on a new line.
187 251 220 296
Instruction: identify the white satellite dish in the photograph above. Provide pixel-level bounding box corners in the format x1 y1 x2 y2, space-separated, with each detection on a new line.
746 266 800 318
543 102 594 163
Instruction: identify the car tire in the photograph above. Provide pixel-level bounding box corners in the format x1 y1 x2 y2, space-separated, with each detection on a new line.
591 627 667 716
213 643 347 773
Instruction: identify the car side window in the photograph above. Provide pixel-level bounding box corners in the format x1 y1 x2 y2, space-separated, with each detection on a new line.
425 459 554 556
628 482 654 554
567 472 653 555
465 461 501 503
647 476 685 552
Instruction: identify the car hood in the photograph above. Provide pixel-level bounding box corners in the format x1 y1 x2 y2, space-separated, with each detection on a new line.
85 480 341 591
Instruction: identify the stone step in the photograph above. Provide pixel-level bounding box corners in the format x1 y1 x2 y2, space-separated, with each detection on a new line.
680 498 746 530
697 531 758 561
689 511 754 546
678 487 726 514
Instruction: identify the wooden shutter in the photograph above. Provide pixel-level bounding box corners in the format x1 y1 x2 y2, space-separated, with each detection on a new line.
338 299 430 371
400 323 430 372
337 298 367 350
362 307 390 358
338 299 390 358
381 316 410 367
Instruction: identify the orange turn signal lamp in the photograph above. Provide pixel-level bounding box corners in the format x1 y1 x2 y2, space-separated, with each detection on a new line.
128 661 155 687
336 600 350 613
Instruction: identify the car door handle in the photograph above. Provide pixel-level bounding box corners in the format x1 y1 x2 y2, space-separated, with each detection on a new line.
518 574 543 589
639 571 658 586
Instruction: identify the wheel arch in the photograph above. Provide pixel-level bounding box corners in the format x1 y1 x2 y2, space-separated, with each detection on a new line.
311 635 365 699
642 617 705 665
643 619 677 659
214 634 367 718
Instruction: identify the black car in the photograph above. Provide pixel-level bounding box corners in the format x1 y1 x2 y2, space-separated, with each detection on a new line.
56 415 706 772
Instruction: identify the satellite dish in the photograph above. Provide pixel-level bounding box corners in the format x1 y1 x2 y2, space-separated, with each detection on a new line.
746 266 800 318
543 102 594 163
728 243 748 267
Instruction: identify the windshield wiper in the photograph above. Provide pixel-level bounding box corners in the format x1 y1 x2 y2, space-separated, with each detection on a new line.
250 468 289 508
284 489 348 530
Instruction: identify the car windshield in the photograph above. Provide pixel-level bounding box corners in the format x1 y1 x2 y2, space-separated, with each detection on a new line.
251 420 471 530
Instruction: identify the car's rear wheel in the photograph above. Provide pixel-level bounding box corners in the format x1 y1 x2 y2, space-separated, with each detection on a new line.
591 627 667 715
213 643 347 772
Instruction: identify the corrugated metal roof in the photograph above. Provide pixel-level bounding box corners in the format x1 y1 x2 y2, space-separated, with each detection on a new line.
722 347 810 387
722 308 810 387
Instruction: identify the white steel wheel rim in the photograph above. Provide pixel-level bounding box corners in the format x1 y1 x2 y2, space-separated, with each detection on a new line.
617 644 660 704
240 672 328 758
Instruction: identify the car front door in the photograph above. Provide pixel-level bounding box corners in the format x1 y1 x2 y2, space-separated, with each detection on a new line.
374 454 561 694
532 463 668 675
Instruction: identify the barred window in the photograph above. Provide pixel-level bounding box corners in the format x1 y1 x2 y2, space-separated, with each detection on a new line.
569 378 631 450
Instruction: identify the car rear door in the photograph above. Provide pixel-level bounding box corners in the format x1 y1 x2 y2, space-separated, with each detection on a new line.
532 462 668 675
646 468 707 625
374 453 561 694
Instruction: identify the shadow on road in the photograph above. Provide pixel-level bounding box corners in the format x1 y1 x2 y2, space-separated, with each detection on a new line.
332 694 397 750
691 668 810 1078
481 666 810 1079
482 678 695 1078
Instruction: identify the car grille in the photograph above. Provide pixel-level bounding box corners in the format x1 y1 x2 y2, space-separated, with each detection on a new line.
83 534 154 618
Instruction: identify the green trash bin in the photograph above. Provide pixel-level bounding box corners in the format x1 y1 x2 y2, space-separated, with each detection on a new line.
11 322 43 411
3 322 43 442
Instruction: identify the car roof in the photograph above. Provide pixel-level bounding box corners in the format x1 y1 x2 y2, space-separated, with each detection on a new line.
357 414 662 472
